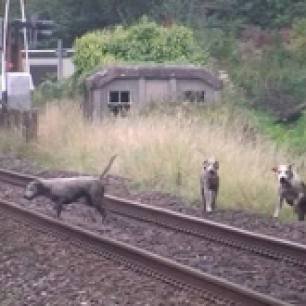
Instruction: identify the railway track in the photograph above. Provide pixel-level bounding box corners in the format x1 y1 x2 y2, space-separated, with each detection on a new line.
0 197 289 306
0 168 305 268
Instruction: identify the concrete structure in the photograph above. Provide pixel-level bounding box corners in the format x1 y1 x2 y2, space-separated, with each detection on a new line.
84 65 223 118
21 49 75 86
7 72 33 110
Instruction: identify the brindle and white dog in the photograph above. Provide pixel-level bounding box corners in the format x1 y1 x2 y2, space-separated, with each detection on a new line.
272 164 306 221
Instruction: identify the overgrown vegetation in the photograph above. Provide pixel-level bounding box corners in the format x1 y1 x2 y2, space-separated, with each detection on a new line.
24 100 301 220
25 0 306 45
32 75 85 105
73 17 207 76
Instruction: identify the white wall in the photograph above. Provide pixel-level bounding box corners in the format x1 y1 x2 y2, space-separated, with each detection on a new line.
23 57 75 79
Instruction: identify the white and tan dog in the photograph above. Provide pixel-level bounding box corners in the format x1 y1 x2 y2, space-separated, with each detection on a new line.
200 158 219 213
272 164 306 220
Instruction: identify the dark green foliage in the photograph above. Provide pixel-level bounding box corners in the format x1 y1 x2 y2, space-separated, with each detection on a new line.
214 0 306 28
32 75 83 105
26 0 306 45
290 18 306 62
26 0 158 47
230 43 306 114
73 17 207 76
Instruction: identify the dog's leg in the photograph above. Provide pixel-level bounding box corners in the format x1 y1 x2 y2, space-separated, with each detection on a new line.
211 190 217 211
99 206 107 222
298 211 305 221
294 200 305 221
296 192 304 204
205 190 213 213
201 187 206 214
273 196 283 218
90 189 106 223
95 202 106 222
55 200 64 219
294 205 305 221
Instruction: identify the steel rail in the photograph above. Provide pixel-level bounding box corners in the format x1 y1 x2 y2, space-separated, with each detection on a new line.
0 198 290 306
0 168 306 267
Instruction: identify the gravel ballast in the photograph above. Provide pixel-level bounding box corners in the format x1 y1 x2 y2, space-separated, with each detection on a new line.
0 182 305 304
0 212 210 306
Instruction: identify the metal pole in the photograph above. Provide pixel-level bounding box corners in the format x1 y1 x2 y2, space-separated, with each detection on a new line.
1 0 10 102
20 0 29 73
57 38 63 81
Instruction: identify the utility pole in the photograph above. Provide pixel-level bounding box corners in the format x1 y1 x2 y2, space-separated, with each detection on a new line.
56 38 63 81
1 0 10 106
20 0 30 73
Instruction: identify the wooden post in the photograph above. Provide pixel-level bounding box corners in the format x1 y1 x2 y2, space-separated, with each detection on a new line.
22 110 29 142
29 109 38 141
0 109 38 142
22 109 38 142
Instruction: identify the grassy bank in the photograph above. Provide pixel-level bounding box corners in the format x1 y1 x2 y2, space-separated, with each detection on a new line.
253 111 306 155
1 100 298 220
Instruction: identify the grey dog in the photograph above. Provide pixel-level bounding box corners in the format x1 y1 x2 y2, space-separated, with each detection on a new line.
24 155 117 220
200 158 219 213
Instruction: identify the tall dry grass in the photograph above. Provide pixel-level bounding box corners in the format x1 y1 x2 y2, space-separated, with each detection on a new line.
32 100 302 218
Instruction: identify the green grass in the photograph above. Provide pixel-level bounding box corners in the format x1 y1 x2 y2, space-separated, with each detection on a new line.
251 110 306 155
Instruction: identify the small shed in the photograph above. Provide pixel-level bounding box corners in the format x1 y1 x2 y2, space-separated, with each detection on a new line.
84 64 223 118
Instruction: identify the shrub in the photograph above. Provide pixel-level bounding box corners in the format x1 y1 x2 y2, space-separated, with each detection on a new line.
229 40 306 115
289 17 306 62
73 16 208 76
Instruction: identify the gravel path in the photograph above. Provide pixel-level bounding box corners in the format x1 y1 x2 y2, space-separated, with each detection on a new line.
0 212 210 306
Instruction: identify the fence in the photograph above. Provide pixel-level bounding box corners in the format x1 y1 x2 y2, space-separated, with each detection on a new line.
0 108 38 142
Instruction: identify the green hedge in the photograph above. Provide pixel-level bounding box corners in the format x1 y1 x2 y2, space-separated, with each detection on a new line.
73 17 208 75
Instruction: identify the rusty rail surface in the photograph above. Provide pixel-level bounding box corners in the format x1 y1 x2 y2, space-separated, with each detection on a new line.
0 198 289 306
1 169 306 267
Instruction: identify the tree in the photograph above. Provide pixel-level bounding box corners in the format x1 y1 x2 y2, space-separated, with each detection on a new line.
289 18 306 62
73 17 208 75
26 0 157 46
214 0 306 28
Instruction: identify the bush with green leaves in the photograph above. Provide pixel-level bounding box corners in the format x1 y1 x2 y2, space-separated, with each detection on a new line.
73 17 208 75
32 75 84 105
289 18 306 62
227 38 306 116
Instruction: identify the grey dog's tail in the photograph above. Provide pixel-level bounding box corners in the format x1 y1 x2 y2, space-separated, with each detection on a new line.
100 155 117 179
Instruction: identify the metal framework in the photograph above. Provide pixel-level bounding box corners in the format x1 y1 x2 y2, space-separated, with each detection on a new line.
1 0 30 102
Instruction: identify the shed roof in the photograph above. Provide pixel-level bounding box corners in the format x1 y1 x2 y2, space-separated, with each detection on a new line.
85 65 223 90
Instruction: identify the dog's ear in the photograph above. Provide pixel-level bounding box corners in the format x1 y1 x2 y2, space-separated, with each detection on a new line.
288 164 294 170
203 160 208 169
271 167 278 173
214 160 219 169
